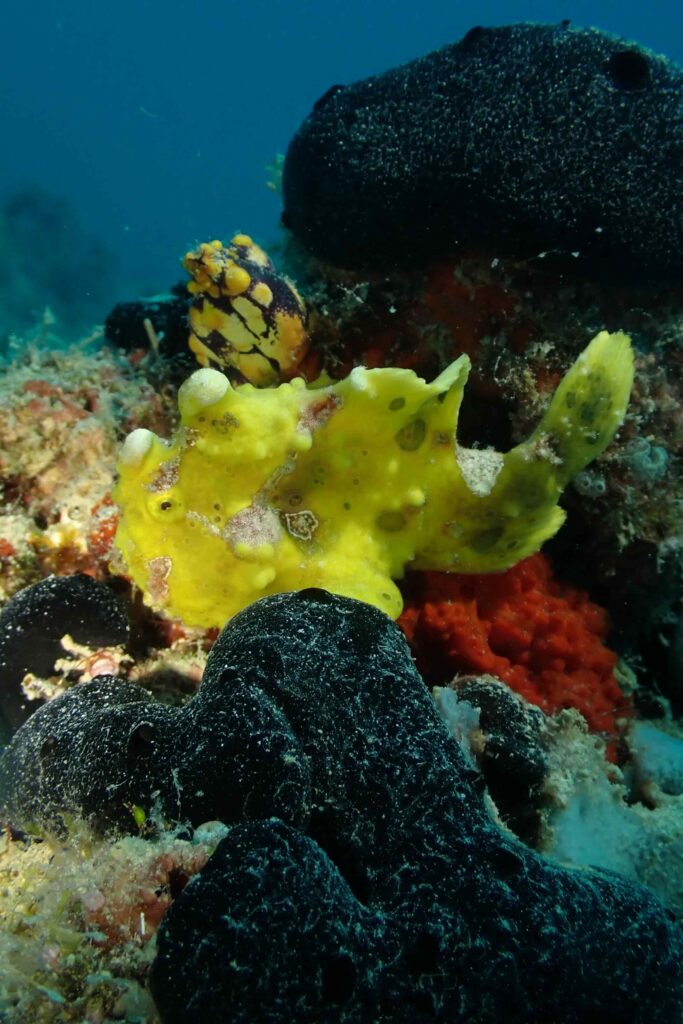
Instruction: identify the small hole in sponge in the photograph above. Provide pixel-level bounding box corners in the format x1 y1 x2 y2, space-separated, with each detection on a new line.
128 721 157 757
406 930 441 975
494 845 525 879
606 50 650 91
295 587 335 604
321 953 356 1003
40 736 59 759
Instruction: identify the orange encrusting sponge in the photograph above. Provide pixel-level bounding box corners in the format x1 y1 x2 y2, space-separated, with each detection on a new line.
399 554 629 740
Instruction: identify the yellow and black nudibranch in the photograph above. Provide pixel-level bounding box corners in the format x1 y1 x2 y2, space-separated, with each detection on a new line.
184 235 309 386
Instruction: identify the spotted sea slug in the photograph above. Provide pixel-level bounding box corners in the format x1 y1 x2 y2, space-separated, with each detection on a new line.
112 331 634 628
184 235 309 385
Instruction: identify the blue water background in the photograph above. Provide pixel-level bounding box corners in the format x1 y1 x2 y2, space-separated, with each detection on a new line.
0 0 681 329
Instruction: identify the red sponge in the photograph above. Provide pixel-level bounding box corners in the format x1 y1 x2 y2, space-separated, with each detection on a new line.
399 554 629 740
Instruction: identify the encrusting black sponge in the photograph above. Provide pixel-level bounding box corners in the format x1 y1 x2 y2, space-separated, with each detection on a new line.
0 574 129 741
2 588 677 1020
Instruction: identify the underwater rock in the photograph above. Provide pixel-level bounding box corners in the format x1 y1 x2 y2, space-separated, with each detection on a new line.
283 23 683 281
0 574 129 742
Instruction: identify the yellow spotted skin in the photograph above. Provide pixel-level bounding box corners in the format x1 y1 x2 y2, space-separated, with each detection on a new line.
184 235 309 386
113 331 634 628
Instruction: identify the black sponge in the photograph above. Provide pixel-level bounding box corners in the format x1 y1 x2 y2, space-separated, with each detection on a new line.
3 588 677 1020
104 286 189 355
148 591 682 1022
0 574 129 741
283 23 683 282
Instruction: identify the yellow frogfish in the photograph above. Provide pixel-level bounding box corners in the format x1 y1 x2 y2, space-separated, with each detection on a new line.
113 330 634 628
184 235 309 386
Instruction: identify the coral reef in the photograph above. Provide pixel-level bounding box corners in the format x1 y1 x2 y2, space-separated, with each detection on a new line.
0 822 224 1022
0 210 679 1022
113 331 633 627
0 322 678 1020
283 24 683 280
0 336 181 603
3 588 682 1018
2 592 681 1020
0 23 681 1019
399 553 628 742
